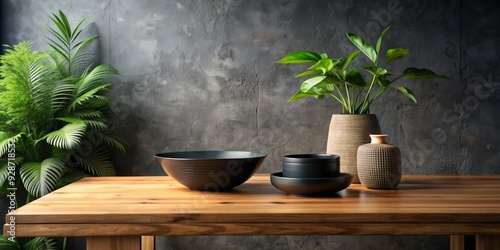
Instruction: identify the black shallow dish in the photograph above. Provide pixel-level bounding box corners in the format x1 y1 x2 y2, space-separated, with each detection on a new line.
270 172 353 195
155 151 266 191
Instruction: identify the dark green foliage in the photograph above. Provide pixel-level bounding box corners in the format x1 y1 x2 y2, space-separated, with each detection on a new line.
0 11 128 250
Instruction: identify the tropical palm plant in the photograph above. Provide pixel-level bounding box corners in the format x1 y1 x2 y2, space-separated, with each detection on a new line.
0 11 128 250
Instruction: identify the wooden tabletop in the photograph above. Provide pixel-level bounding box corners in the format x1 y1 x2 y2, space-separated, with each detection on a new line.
4 174 500 237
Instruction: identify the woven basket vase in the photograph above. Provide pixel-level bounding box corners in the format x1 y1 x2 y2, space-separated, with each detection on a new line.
326 114 381 183
357 134 401 189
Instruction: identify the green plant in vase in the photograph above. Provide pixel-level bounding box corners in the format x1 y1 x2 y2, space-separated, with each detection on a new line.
276 26 449 114
276 26 449 182
0 11 128 250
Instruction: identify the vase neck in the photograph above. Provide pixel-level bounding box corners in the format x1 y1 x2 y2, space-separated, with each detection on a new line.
370 134 388 144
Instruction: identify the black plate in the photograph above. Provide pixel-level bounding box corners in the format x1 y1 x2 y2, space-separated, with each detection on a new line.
270 172 353 195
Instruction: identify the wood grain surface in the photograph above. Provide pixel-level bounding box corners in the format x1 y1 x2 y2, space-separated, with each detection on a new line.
4 174 500 237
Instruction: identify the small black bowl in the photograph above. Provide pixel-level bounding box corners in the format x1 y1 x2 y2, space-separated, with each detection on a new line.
270 172 353 195
155 151 267 191
282 154 340 178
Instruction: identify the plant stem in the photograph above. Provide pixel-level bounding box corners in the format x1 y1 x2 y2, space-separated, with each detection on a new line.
360 75 377 113
329 93 347 112
344 82 351 113
366 87 387 109
334 87 348 112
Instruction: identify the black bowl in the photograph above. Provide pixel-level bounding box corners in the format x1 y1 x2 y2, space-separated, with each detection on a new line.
282 154 340 178
154 151 266 191
270 172 353 195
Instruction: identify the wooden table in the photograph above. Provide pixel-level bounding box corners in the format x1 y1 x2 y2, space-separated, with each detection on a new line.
4 174 500 250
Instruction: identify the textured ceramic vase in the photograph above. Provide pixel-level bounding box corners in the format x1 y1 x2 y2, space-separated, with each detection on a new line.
326 114 381 183
357 134 401 189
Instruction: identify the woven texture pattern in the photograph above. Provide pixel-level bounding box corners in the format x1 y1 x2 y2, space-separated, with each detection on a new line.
326 114 381 183
357 143 401 189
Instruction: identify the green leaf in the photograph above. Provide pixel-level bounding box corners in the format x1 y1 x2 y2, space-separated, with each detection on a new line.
295 69 321 78
320 53 328 59
300 76 328 93
338 50 360 71
346 33 377 63
276 51 322 64
378 78 391 87
403 68 450 80
345 68 367 87
308 58 337 74
288 90 314 102
376 26 391 54
386 48 410 63
20 158 66 198
288 82 334 103
43 123 87 149
392 86 417 103
363 66 388 76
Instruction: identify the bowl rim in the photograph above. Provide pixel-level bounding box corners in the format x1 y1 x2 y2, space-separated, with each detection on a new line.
271 172 352 180
154 150 267 160
283 154 339 162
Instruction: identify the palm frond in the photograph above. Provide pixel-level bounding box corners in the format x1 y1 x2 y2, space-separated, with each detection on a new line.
0 235 21 249
71 146 116 176
0 156 23 195
75 110 103 119
42 123 86 149
44 10 97 78
99 133 129 153
20 158 66 198
23 237 59 250
76 64 117 94
55 117 85 124
0 131 19 157
70 84 109 110
85 119 108 131
58 168 90 187
51 78 76 111
70 35 98 75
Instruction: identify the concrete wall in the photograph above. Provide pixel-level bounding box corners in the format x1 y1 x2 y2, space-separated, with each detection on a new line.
1 0 499 249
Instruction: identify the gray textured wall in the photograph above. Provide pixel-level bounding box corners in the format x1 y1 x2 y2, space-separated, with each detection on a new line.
1 0 500 249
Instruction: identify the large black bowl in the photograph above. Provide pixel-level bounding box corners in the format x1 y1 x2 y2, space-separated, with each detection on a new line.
154 151 266 191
